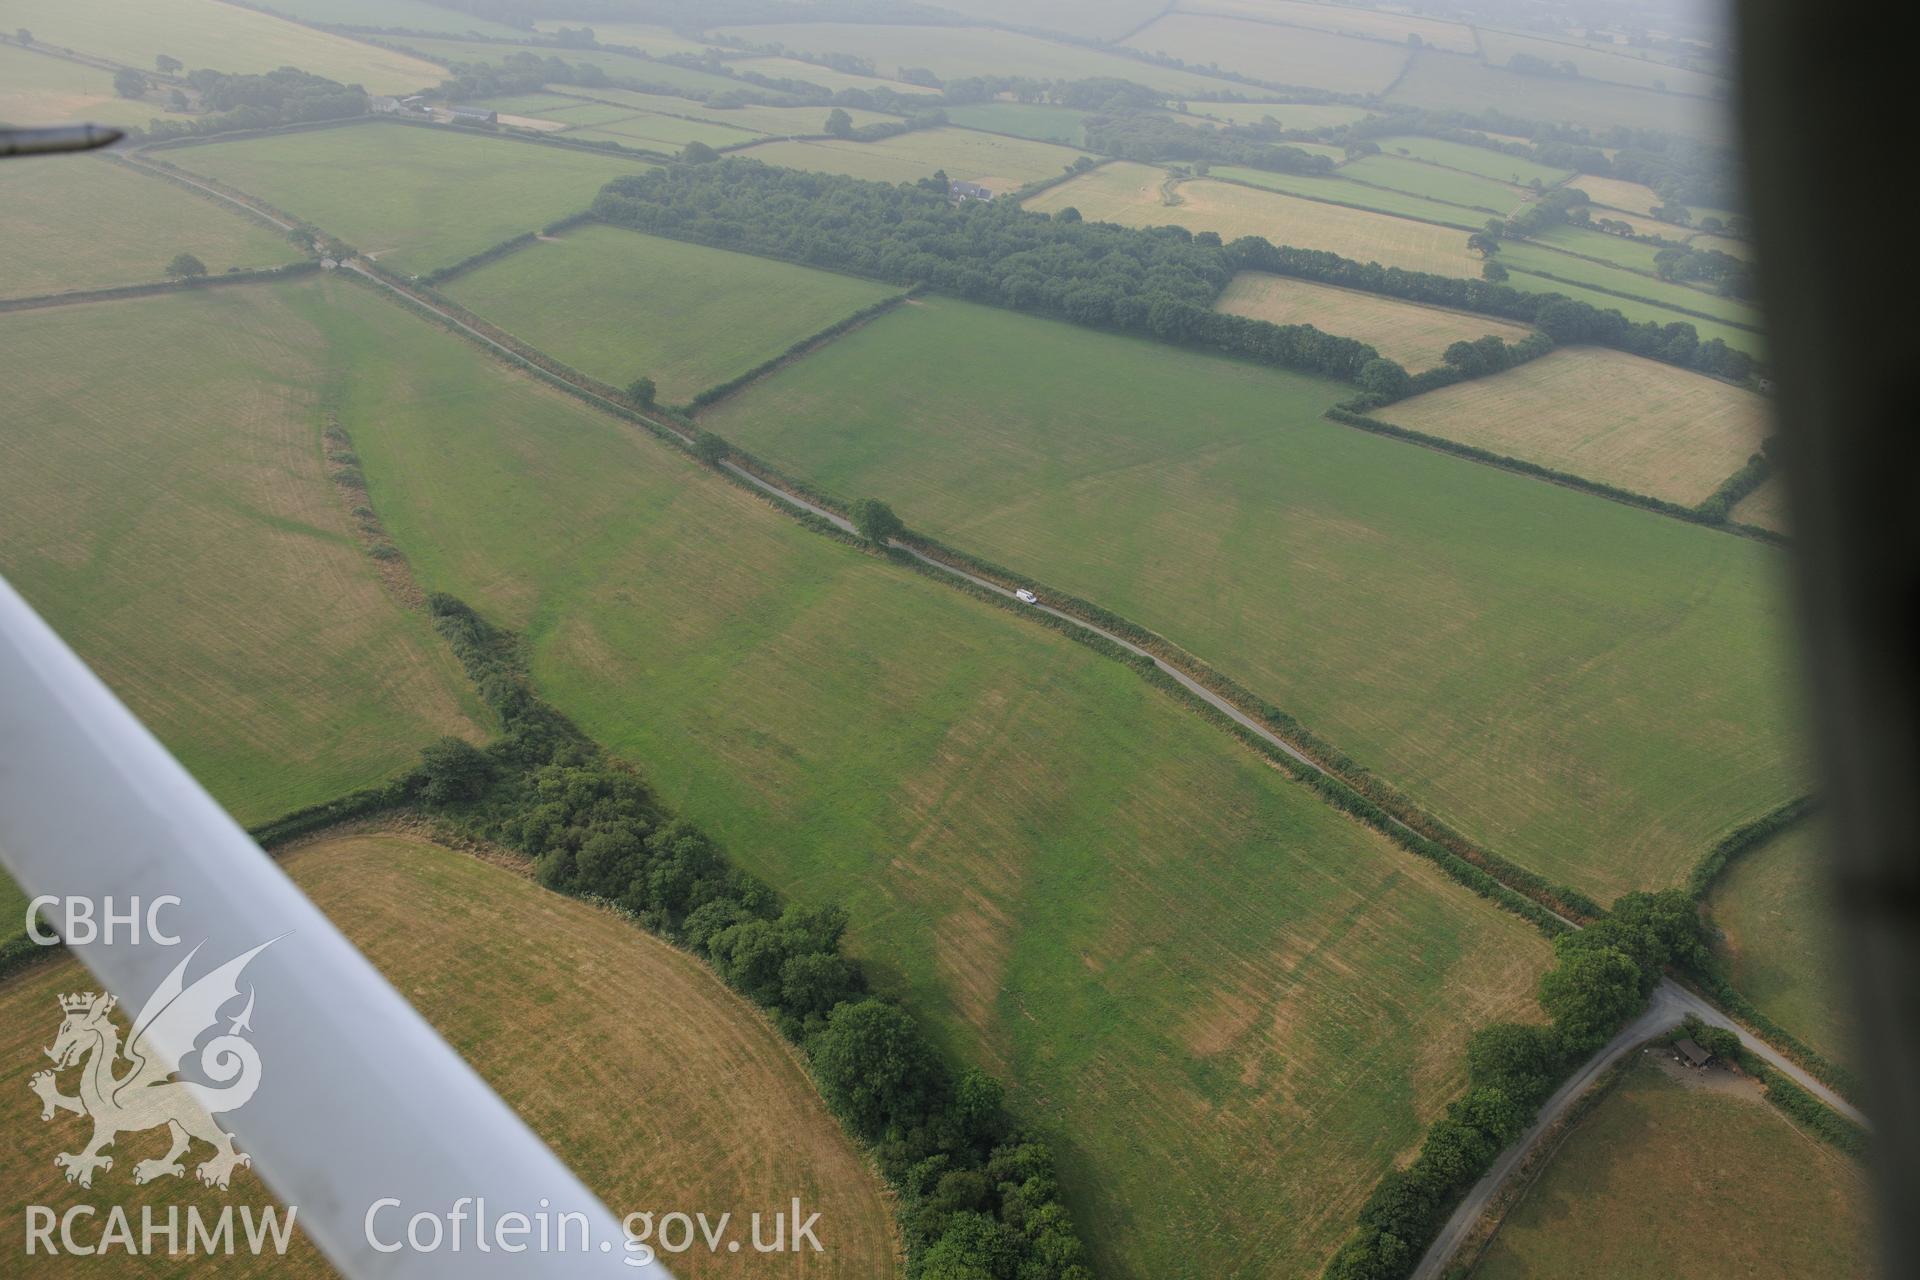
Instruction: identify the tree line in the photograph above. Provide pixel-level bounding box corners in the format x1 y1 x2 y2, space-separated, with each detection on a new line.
412 594 1094 1280
128 68 368 142
591 159 1390 382
1326 890 1712 1279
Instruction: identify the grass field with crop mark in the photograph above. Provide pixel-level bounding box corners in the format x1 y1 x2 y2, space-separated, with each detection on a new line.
1376 346 1769 506
1121 13 1413 94
1706 819 1854 1067
0 831 902 1278
300 275 1557 1279
704 298 1807 905
1214 273 1536 371
2 0 442 93
1471 1056 1871 1279
169 123 649 276
0 285 484 825
735 127 1091 194
0 159 302 299
443 224 900 404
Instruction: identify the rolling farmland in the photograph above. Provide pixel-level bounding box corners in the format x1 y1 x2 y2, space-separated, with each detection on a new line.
0 831 903 1278
1026 163 1483 275
0 159 301 299
732 127 1091 193
0 0 442 94
704 298 1806 903
0 43 168 131
1214 273 1536 371
1706 820 1854 1066
1183 101 1375 128
1178 0 1477 52
1120 13 1412 94
1388 50 1733 143
0 285 483 825
1470 1057 1871 1279
1478 29 1727 96
1733 474 1789 532
290 274 1559 1279
1376 346 1769 505
168 123 649 275
1208 163 1492 229
1336 154 1528 215
1373 134 1575 186
443 224 900 404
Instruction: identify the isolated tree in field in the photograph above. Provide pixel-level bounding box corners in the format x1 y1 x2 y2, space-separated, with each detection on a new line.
113 68 148 99
155 53 182 74
626 376 656 406
164 252 208 281
824 107 854 137
850 497 904 545
1481 259 1509 283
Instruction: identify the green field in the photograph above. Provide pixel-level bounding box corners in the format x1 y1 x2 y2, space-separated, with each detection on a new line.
1209 164 1491 230
282 273 1558 1279
1707 819 1855 1065
563 113 757 151
1215 272 1535 372
0 285 484 825
1387 49 1732 143
1373 134 1574 187
399 37 762 97
444 225 899 403
253 0 527 36
704 298 1807 903
1122 12 1411 94
1500 240 1762 327
0 43 165 131
1181 0 1477 52
715 23 1245 97
169 123 648 275
736 56 945 97
531 87 901 137
735 127 1091 193
1472 1057 1871 1279
2 0 443 94
1478 28 1728 96
1184 101 1376 129
1528 222 1669 271
0 159 302 298
1505 270 1765 356
1338 153 1528 215
941 102 1097 146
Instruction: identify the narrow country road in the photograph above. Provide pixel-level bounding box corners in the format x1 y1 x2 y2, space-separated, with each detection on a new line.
135 160 1865 1278
1411 976 1867 1280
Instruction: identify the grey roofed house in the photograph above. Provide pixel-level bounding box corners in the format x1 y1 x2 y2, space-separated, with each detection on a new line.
1675 1037 1713 1068
448 105 499 124
949 179 994 202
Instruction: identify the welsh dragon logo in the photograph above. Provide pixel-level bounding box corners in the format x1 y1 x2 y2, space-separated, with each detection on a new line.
29 938 279 1190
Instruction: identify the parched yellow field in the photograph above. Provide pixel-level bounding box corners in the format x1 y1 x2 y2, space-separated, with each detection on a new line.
0 158 302 298
1472 1057 1871 1280
1571 172 1676 217
1179 0 1479 52
1123 12 1414 94
0 832 902 1278
1025 162 1481 276
0 42 163 130
736 127 1089 193
1379 346 1768 505
2 0 443 95
1733 474 1788 532
0 286 483 823
1688 232 1754 259
1216 272 1536 370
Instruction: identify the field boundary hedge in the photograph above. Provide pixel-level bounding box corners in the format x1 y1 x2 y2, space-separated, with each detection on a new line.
1686 794 1818 899
1324 406 1785 543
419 231 537 285
0 261 320 313
685 292 912 411
103 152 297 238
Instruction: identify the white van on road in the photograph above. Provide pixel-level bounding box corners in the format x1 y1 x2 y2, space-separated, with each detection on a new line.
1015 589 1039 605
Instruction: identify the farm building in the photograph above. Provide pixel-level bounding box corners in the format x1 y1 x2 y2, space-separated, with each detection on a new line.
1675 1037 1713 1068
449 105 499 124
950 179 994 202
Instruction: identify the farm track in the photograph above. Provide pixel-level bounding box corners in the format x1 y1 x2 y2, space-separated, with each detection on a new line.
111 142 1869 1273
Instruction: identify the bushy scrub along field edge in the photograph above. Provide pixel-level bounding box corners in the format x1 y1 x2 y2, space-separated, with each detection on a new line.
303 274 1557 1279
